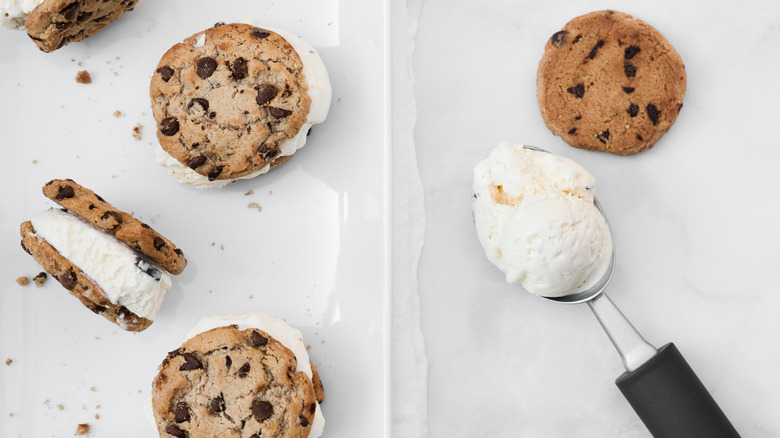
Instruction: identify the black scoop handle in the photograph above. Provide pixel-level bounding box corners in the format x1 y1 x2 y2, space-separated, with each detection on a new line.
615 343 740 438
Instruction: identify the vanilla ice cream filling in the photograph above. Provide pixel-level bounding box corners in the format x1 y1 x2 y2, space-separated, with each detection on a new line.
30 208 171 320
184 312 325 438
473 142 612 297
156 25 332 189
0 0 43 29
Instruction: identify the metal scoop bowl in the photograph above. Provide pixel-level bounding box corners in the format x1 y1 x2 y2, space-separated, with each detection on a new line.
518 145 740 437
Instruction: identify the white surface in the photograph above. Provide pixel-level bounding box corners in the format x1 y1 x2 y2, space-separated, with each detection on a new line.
473 142 612 297
30 208 171 320
0 1 388 437
414 0 780 437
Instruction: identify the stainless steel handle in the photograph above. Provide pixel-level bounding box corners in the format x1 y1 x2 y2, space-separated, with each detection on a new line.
587 293 657 372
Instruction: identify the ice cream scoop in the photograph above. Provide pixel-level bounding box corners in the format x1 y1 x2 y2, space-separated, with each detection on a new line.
476 144 739 437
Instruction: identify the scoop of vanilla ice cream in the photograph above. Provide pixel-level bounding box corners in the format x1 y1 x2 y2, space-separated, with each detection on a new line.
473 142 612 297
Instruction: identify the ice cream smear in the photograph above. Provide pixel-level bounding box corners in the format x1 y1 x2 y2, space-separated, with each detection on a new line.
157 24 332 189
185 312 325 438
0 0 43 29
30 208 171 320
473 142 612 297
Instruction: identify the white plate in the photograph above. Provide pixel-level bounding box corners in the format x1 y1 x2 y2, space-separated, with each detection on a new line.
0 0 390 436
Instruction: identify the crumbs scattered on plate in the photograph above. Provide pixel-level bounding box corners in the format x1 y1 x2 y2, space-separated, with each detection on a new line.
132 124 142 141
33 272 47 287
76 71 92 84
5 358 11 366
16 276 28 286
75 423 90 435
248 202 262 213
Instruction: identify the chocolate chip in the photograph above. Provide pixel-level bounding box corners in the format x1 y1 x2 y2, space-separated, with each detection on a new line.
299 415 309 427
572 34 582 44
255 84 278 105
574 115 582 120
165 424 186 438
118 306 130 318
188 156 206 169
21 241 31 255
252 28 270 39
622 86 635 94
624 45 641 60
179 353 202 371
88 204 95 210
77 11 92 22
566 84 585 99
89 304 106 314
135 256 162 280
225 356 232 368
230 58 248 80
646 104 660 125
568 128 577 135
95 194 104 202
550 30 568 48
196 57 218 79
250 330 268 347
209 112 216 118
310 403 317 414
214 21 226 27
207 166 224 181
157 66 174 82
636 134 644 141
269 107 292 118
141 223 150 229
624 62 637 78
238 362 250 378
174 402 190 423
627 103 639 117
160 117 179 136
210 395 225 413
249 435 260 438
174 248 184 256
60 3 78 20
258 145 279 160
188 98 209 112
596 130 610 144
55 185 75 200
587 39 605 59
154 236 167 250
100 211 123 232
60 269 77 290
55 22 71 30
252 400 273 421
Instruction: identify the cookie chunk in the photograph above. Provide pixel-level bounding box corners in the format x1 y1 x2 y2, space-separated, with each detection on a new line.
20 221 153 331
25 0 139 53
152 326 322 438
537 10 686 155
42 179 186 275
150 23 328 185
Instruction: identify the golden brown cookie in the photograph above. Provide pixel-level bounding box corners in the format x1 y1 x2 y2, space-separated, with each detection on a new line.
150 23 312 182
25 0 139 53
537 10 686 155
152 326 322 438
20 221 153 331
42 179 186 275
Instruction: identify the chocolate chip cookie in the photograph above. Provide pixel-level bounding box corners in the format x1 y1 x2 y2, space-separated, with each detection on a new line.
25 0 139 52
152 325 323 438
42 179 187 275
150 23 314 183
537 10 686 155
20 221 153 331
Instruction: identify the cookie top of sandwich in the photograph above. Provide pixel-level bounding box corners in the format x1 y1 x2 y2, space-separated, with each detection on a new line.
152 325 322 438
537 10 686 155
42 179 187 275
25 0 140 52
150 23 314 182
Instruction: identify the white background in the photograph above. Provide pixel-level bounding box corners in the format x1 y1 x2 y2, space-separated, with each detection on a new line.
413 0 780 437
0 0 388 436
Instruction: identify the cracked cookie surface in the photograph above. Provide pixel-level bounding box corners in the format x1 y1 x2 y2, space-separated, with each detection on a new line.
42 179 187 275
150 23 311 181
537 10 686 155
152 326 322 438
25 0 139 52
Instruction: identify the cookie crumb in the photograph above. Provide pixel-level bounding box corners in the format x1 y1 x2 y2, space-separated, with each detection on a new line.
32 159 38 164
58 404 65 410
132 124 142 141
248 202 262 213
5 359 11 366
307 344 311 350
89 386 96 392
76 70 92 84
113 110 122 117
75 423 90 435
244 189 254 196
16 276 29 286
77 61 82 67
33 272 47 287
95 414 100 420
8 412 13 417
